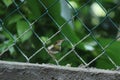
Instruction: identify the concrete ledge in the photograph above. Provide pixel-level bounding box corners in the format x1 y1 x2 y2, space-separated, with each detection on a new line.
0 61 120 80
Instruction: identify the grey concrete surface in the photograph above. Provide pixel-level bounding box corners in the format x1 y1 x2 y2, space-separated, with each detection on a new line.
0 61 120 80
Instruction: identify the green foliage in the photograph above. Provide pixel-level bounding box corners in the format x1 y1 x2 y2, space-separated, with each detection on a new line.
95 38 120 69
0 0 120 69
16 20 32 42
2 0 13 7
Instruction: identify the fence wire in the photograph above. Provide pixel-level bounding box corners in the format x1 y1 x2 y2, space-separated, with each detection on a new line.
0 0 120 70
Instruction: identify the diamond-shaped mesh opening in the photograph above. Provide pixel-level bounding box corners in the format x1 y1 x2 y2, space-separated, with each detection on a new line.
16 33 43 57
105 41 120 67
91 17 118 47
29 49 52 64
68 0 106 29
2 12 20 35
0 43 27 62
59 51 84 67
90 53 116 69
74 36 102 64
0 1 17 20
12 0 47 23
33 14 60 39
39 0 67 26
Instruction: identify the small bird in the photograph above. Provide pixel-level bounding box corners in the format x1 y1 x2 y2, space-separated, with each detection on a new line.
47 39 64 65
47 39 64 54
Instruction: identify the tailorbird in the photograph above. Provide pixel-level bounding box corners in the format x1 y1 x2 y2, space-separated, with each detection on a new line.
47 39 64 54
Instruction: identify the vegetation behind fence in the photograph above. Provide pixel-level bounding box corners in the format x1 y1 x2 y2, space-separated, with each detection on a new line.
0 0 120 70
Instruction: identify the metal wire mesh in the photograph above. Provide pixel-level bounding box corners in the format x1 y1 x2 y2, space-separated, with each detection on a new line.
0 0 120 70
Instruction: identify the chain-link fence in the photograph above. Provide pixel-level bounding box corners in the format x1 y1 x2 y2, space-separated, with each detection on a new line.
0 0 120 70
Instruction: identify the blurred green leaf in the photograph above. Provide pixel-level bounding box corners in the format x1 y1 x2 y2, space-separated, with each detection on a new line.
59 52 82 67
96 39 120 69
0 40 13 53
8 14 22 25
106 41 120 65
26 0 41 20
16 20 32 42
96 54 115 69
2 0 13 7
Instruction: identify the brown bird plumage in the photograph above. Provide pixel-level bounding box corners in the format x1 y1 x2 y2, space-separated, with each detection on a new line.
47 39 64 54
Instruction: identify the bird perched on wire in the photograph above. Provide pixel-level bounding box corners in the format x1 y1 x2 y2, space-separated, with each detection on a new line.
47 39 64 54
47 39 64 65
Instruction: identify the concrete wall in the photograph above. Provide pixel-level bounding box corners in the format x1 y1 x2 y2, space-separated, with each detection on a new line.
0 61 120 80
